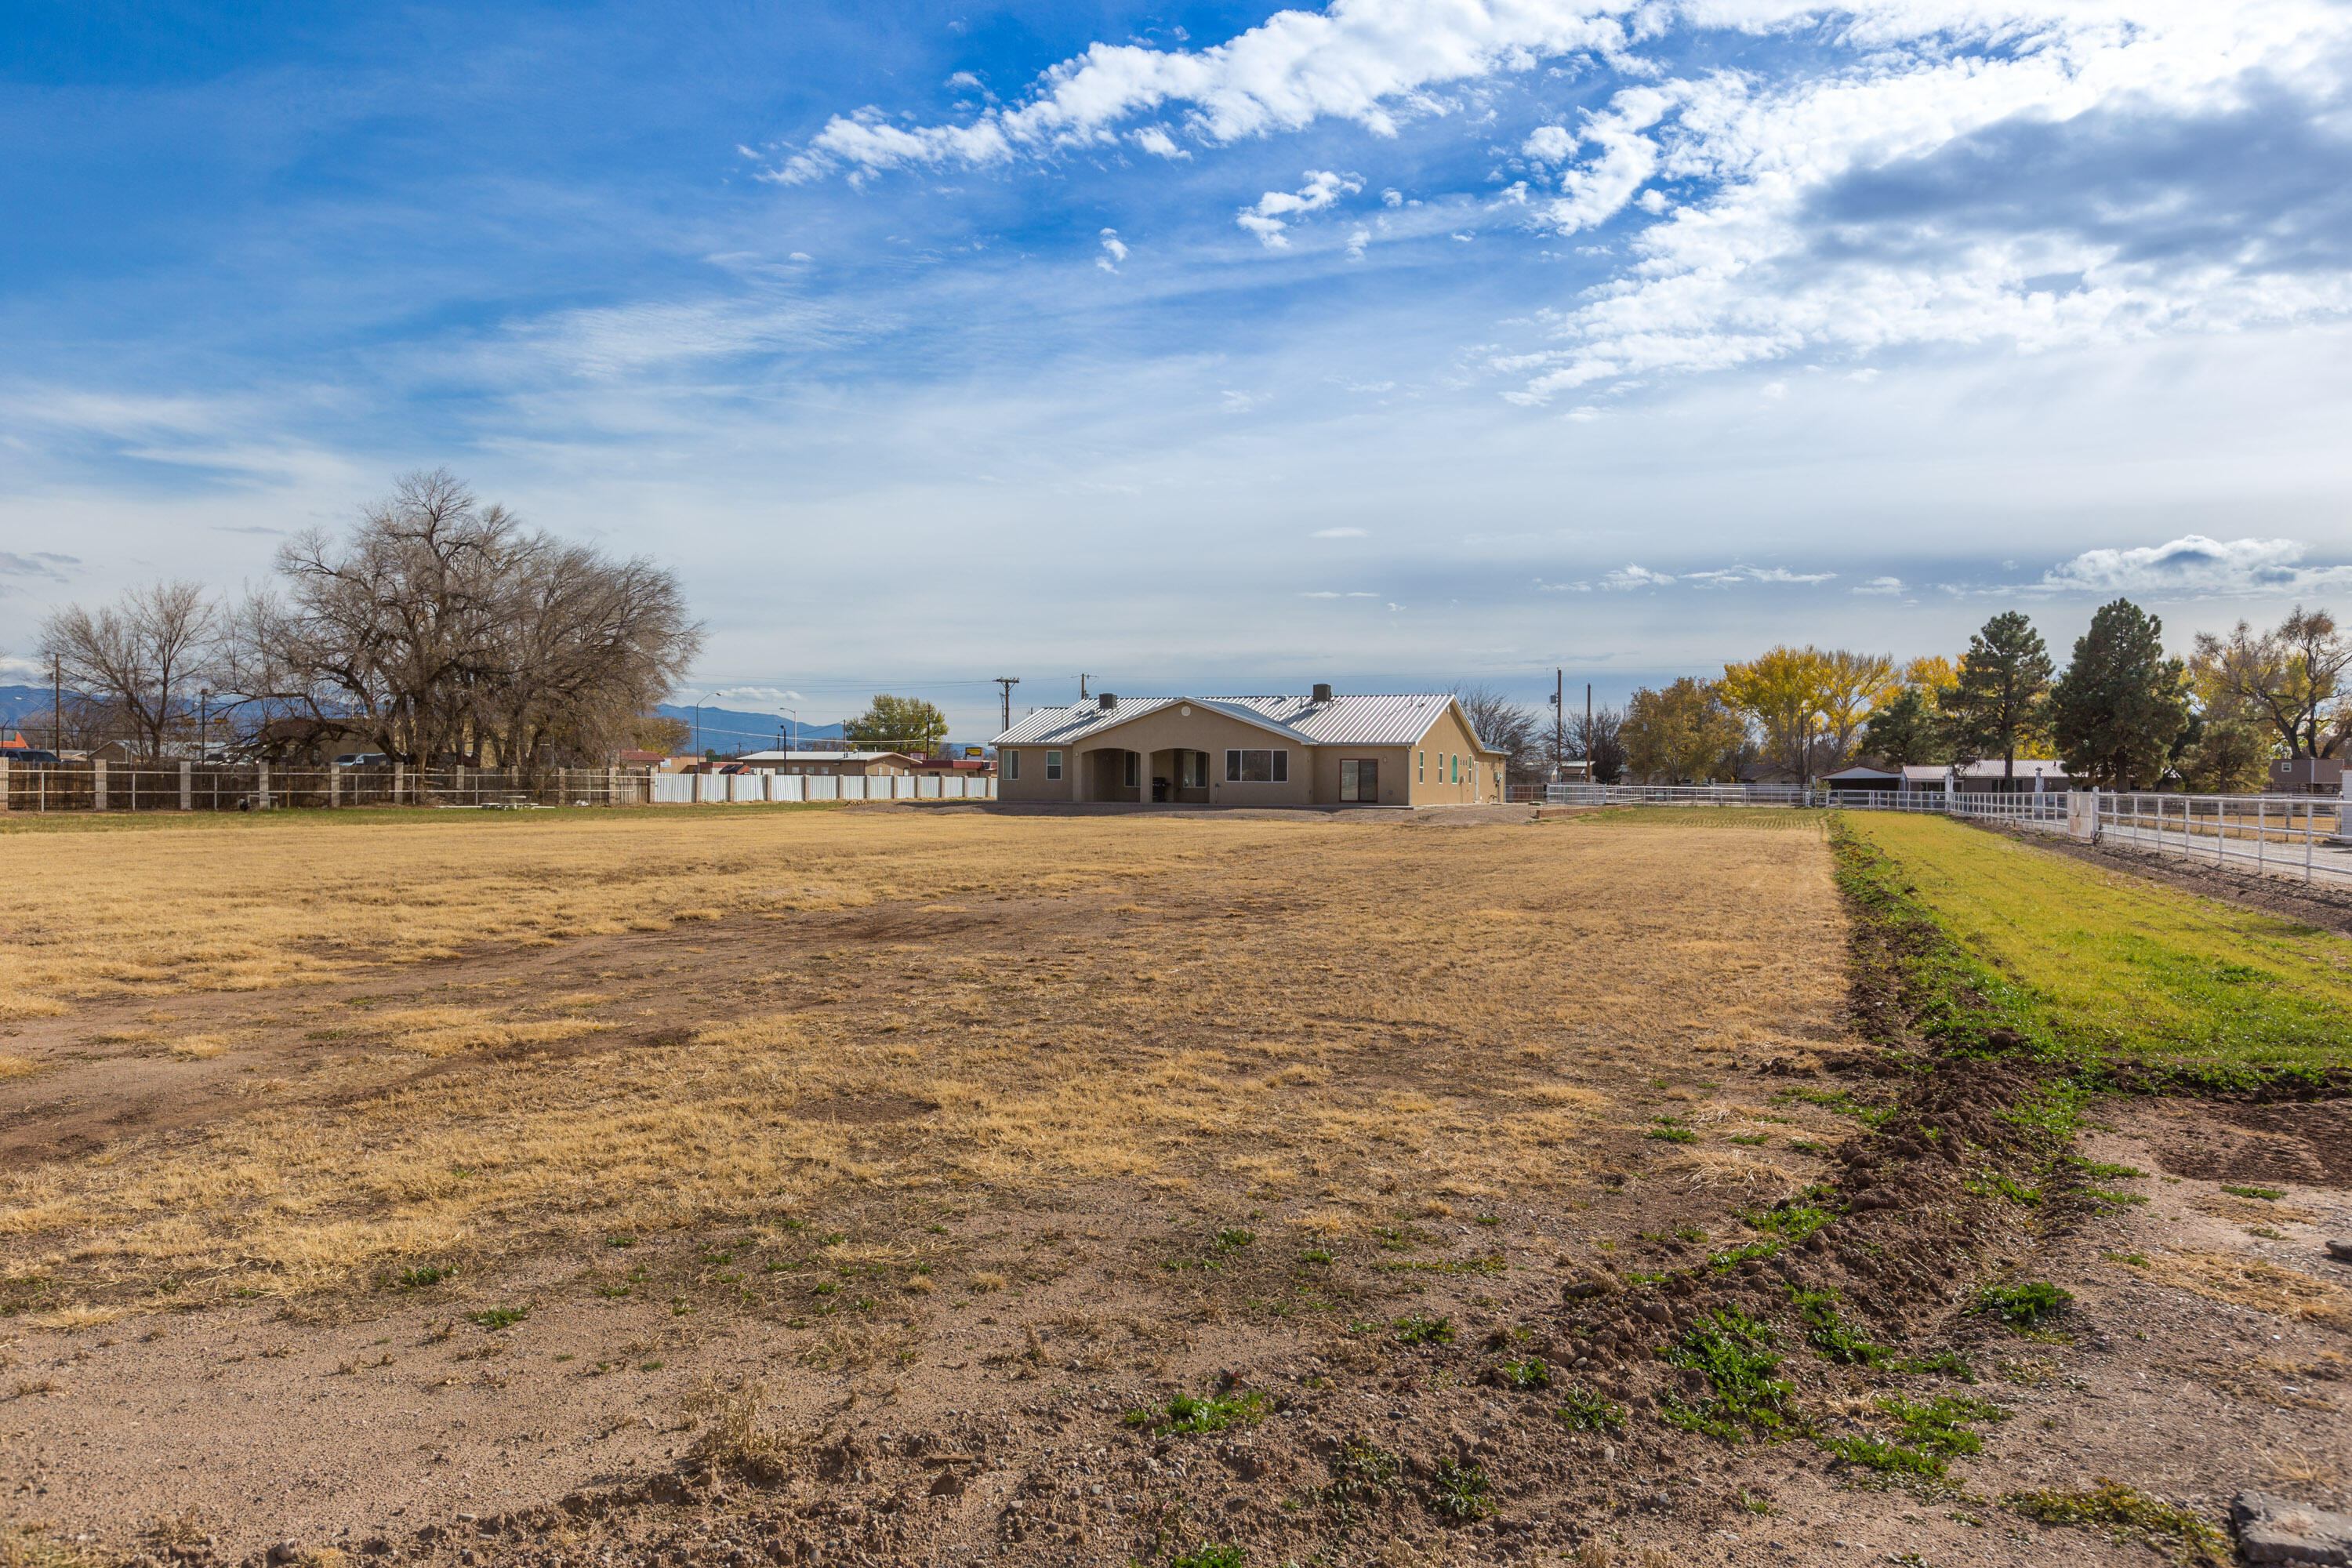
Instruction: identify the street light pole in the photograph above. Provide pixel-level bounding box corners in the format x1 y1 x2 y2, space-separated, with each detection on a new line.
689 691 722 757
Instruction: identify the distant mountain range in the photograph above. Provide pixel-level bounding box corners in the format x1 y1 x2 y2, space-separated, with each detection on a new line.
0 688 978 755
651 702 846 751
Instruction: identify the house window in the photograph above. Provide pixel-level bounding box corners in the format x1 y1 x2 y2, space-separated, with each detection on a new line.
1123 751 1138 788
1417 750 1425 782
1005 750 1019 781
1045 750 1062 780
1450 754 1458 784
1180 750 1206 789
1225 749 1287 783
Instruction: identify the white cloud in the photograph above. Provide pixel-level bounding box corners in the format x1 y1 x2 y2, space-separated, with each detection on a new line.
1132 125 1186 158
1602 564 1675 590
1237 170 1363 248
0 653 52 681
1522 125 1574 163
1300 590 1343 597
1312 526 1367 537
945 71 983 91
775 2 1640 183
1853 576 1905 596
1098 228 1129 271
713 686 804 704
1683 564 1835 586
2035 535 2352 597
1501 2 2352 401
1221 389 1261 412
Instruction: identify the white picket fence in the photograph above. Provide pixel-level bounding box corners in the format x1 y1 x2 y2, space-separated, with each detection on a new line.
650 771 996 804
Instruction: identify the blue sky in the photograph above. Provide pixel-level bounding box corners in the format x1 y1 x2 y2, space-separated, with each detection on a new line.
5 0 2352 736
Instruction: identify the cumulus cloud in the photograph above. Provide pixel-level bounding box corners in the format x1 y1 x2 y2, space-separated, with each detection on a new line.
1238 170 1363 247
2035 535 2352 597
713 686 804 704
1522 124 1575 163
1853 576 1906 596
1098 228 1129 271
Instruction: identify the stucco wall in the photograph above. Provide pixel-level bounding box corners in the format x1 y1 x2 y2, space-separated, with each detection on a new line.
1307 744 1412 806
999 699 1504 808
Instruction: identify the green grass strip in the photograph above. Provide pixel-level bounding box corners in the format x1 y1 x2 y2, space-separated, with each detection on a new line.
1838 811 2352 1069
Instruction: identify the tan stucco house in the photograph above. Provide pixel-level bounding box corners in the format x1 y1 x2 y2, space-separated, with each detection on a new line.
991 687 1508 808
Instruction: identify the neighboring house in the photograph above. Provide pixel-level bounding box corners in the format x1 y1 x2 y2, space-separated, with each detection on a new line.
2270 757 2344 795
728 750 924 778
1823 765 1899 792
902 754 996 778
992 686 1507 808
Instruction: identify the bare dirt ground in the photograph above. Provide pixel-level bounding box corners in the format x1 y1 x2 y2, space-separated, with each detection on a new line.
0 806 2345 1568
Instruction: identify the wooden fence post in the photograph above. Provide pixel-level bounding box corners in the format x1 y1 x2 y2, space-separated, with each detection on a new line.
93 758 108 811
180 760 192 811
0 757 9 811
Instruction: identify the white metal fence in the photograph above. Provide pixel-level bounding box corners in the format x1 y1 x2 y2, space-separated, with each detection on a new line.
647 771 996 804
0 759 995 813
1541 781 2352 888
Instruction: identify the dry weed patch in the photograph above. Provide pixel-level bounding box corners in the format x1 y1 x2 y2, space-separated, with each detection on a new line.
2141 1248 2352 1327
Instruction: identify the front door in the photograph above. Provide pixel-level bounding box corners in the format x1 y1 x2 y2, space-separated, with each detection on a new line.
1340 759 1377 803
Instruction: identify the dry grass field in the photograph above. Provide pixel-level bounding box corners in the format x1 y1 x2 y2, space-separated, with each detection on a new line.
0 806 1842 1308
2 803 2342 1568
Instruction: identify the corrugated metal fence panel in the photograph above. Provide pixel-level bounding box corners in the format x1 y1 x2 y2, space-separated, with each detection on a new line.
652 774 694 803
916 775 940 798
810 775 839 800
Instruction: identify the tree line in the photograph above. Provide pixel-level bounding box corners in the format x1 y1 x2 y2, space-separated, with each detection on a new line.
1466 599 2352 791
26 471 702 767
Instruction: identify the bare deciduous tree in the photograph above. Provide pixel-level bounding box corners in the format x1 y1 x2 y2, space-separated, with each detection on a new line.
37 580 220 760
234 470 702 767
1453 685 1542 780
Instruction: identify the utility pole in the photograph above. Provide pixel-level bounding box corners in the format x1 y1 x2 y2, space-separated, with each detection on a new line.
1077 673 1090 702
53 654 62 756
1555 668 1564 777
994 677 1019 733
1585 684 1593 778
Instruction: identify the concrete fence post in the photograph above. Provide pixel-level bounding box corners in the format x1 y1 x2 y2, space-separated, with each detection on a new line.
329 762 341 808
93 758 108 811
256 760 270 808
180 760 193 811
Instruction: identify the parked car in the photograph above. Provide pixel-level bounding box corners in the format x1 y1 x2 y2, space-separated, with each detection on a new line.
332 753 390 766
0 749 61 766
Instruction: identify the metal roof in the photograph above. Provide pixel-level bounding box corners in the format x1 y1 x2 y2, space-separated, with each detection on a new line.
992 693 1499 751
